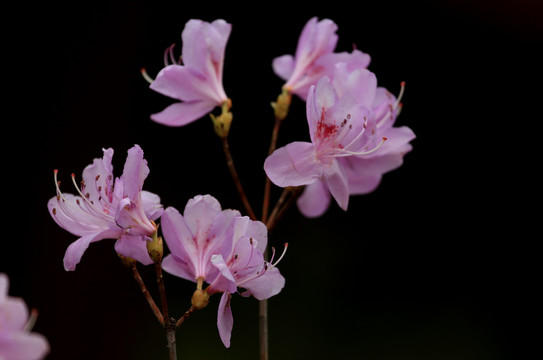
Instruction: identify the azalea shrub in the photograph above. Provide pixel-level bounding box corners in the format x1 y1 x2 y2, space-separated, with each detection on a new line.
1 16 415 360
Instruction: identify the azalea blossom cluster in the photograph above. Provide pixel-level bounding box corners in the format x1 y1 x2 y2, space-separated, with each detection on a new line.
36 15 415 358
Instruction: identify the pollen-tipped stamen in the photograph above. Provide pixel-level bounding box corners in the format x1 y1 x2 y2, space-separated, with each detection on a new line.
140 68 154 84
335 137 388 157
395 81 406 110
69 172 115 221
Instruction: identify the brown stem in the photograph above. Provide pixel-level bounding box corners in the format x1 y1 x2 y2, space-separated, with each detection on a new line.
266 186 304 231
259 297 269 360
155 264 178 360
131 263 164 326
221 136 257 220
265 187 291 229
176 306 197 328
155 264 169 321
262 117 283 224
166 326 177 360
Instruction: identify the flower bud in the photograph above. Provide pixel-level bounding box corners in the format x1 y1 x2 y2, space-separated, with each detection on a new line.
191 289 210 310
146 230 163 264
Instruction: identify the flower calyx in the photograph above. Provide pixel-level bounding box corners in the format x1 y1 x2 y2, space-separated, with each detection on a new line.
146 222 164 264
191 278 210 310
271 88 292 122
211 99 233 138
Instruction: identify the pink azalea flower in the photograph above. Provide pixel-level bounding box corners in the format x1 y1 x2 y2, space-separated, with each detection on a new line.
160 195 241 283
149 19 231 127
272 17 371 100
265 62 414 217
297 79 415 217
48 145 163 270
160 195 286 348
0 273 49 360
206 216 286 348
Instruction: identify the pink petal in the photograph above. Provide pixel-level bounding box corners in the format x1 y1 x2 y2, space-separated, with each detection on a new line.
217 292 234 348
0 273 8 300
272 54 294 81
80 148 114 205
47 194 109 237
377 126 416 154
240 266 285 300
150 100 216 127
0 298 29 331
206 209 241 260
114 234 153 266
264 142 322 187
332 65 377 107
231 217 268 253
150 65 224 104
183 195 222 241
296 180 331 218
161 255 195 283
181 19 231 76
0 332 50 360
293 17 338 73
63 229 120 271
209 254 237 294
141 190 163 221
159 207 197 279
346 173 382 195
121 145 148 201
323 160 350 211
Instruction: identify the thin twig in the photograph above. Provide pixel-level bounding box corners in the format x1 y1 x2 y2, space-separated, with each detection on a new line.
265 187 291 229
266 186 304 231
262 116 283 224
221 136 257 220
176 306 197 328
131 264 164 326
154 264 177 360
155 264 169 321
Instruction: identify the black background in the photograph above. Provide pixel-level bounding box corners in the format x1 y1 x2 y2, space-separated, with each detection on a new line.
2 0 540 359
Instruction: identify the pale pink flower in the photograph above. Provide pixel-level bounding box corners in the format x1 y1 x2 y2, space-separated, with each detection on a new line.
160 195 285 348
160 195 241 283
149 19 231 126
206 216 286 348
48 145 163 270
272 17 371 100
0 274 49 360
265 63 414 217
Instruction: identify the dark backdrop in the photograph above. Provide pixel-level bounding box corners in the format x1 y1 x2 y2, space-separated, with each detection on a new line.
3 0 540 359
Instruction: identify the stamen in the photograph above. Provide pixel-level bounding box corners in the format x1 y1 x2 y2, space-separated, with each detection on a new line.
375 82 405 127
339 116 368 151
395 81 405 110
271 243 288 267
337 137 387 156
140 68 154 84
69 172 115 221
23 308 39 332
163 43 176 66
